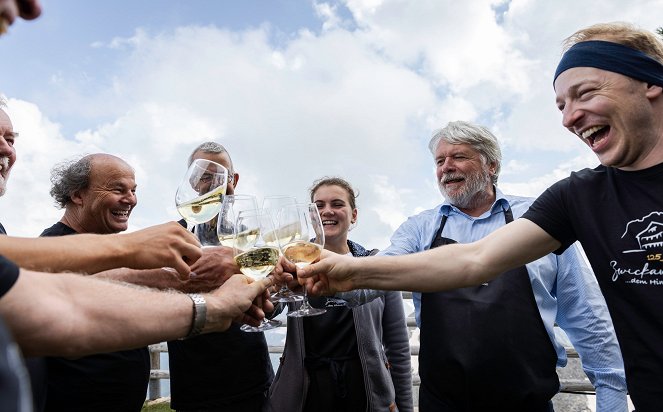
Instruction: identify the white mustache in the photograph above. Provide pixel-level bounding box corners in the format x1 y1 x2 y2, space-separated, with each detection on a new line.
441 173 464 183
0 157 8 172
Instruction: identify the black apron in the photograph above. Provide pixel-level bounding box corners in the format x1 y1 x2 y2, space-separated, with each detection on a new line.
419 207 558 412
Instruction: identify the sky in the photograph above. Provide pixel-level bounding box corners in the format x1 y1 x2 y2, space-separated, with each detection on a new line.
0 0 662 249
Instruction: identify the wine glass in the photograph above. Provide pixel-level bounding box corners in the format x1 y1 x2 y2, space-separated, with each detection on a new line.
233 210 283 332
278 203 326 317
261 196 303 303
262 195 297 212
175 159 228 228
217 194 259 247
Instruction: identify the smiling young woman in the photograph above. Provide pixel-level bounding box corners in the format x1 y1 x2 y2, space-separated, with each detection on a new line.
265 176 413 412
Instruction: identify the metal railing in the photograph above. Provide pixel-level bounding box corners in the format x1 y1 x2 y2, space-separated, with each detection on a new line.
147 292 596 402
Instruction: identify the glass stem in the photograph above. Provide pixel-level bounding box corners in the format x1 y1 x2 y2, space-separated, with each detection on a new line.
301 288 310 309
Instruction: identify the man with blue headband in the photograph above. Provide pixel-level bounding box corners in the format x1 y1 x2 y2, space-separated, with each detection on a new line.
298 22 663 411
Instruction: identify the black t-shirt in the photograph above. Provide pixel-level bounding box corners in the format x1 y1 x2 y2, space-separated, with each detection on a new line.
167 325 273 409
523 162 663 411
304 296 358 359
301 242 376 359
166 219 274 409
301 243 374 393
40 222 150 412
0 253 18 296
0 255 33 412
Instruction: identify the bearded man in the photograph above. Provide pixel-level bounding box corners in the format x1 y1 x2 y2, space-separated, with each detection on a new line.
378 121 628 412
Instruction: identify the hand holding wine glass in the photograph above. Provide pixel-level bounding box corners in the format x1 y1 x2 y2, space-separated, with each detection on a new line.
233 210 283 332
261 195 303 303
278 203 326 317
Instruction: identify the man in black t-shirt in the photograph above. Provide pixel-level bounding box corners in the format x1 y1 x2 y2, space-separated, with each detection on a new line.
37 153 148 412
297 23 663 412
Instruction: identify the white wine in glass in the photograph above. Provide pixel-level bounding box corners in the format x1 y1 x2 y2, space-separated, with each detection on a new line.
282 241 323 268
233 210 282 332
175 159 228 225
279 203 326 317
217 194 259 247
235 246 280 279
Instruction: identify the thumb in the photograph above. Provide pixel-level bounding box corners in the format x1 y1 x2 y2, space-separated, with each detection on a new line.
297 264 314 279
251 277 273 294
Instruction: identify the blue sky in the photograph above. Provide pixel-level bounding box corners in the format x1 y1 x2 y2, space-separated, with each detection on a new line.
1 0 662 248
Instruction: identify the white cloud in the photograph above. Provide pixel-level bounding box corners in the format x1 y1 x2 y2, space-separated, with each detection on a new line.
1 0 660 251
0 99 100 235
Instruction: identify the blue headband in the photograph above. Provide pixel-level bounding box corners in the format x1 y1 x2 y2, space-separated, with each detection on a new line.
554 40 663 87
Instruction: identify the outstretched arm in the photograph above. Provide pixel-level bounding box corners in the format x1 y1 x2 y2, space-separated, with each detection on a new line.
0 266 271 357
299 218 560 293
0 222 202 276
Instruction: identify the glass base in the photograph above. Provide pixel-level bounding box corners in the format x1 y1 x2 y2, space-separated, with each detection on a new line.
287 305 326 318
271 288 304 303
240 318 282 332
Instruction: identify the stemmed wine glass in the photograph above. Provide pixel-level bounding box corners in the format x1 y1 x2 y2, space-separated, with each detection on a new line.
233 210 283 332
175 159 228 230
278 203 326 317
261 196 303 302
217 194 259 247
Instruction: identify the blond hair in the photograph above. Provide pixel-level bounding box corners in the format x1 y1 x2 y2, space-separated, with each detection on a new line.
563 22 663 64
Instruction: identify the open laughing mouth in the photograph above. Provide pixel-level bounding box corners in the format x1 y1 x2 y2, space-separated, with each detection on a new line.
443 175 465 186
580 125 609 148
112 209 131 219
322 220 338 226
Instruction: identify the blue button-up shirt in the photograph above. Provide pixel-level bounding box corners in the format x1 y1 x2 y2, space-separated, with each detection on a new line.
380 189 628 411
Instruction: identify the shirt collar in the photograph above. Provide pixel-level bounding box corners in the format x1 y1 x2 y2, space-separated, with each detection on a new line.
439 186 510 218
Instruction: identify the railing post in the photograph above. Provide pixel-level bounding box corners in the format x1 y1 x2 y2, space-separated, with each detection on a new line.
148 346 162 401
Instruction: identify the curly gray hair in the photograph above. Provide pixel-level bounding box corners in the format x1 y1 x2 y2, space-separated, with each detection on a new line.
49 155 93 208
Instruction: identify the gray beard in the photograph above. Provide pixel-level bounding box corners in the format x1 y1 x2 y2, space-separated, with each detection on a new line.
439 170 493 210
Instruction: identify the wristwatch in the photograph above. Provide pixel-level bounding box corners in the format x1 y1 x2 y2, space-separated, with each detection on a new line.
185 293 207 338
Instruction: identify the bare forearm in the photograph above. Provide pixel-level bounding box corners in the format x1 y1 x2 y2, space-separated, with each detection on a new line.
0 222 203 276
1 270 193 357
93 267 187 290
95 267 234 294
0 235 127 274
352 220 559 292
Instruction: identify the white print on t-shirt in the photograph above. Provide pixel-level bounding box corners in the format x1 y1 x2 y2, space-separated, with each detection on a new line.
610 211 663 284
621 211 663 252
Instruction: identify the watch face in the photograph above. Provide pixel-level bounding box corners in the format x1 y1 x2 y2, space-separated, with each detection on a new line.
187 294 207 338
